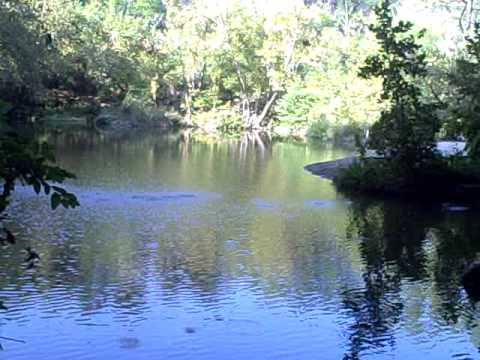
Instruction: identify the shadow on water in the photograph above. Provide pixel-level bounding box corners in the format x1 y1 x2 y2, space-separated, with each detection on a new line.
341 199 480 359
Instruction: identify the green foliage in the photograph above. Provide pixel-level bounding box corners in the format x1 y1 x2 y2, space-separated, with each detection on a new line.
276 87 321 127
0 1 50 107
334 160 392 194
334 155 480 197
217 113 245 135
333 0 480 197
450 23 480 157
359 0 440 172
275 21 383 138
0 0 474 140
0 133 79 215
306 118 330 140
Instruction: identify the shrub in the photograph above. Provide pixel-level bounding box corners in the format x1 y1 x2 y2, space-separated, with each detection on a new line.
306 116 330 140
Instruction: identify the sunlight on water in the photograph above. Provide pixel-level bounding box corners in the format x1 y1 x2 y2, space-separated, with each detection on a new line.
1 130 480 359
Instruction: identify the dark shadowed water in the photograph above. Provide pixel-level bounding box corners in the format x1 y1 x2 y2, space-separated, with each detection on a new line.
2 130 480 360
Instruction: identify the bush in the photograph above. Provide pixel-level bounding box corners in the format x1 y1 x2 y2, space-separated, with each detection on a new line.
192 108 243 134
334 154 480 199
275 87 321 128
306 117 330 140
334 159 396 194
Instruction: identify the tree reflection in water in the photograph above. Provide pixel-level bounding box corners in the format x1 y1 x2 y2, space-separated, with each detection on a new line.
341 200 480 359
4 130 480 358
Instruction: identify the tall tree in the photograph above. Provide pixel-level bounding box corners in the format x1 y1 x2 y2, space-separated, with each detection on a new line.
359 0 440 172
451 22 480 157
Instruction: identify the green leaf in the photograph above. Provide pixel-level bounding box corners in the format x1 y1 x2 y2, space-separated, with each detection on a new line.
32 180 41 195
51 193 61 210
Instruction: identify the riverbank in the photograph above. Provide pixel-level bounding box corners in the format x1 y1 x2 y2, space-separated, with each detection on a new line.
34 100 364 141
305 142 468 180
304 142 480 201
33 104 182 134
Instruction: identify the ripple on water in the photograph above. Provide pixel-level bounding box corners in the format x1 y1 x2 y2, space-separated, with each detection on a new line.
250 198 281 210
78 189 220 207
304 199 337 209
4 138 480 360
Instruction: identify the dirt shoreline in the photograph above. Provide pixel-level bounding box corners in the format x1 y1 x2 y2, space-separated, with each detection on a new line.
304 156 357 180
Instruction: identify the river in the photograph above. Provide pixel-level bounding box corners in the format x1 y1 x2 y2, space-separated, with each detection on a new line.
1 130 480 359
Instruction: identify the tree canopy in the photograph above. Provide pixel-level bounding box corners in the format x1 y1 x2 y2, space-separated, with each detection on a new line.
0 0 480 144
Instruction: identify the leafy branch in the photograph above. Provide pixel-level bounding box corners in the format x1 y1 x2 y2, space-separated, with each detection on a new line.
0 132 79 217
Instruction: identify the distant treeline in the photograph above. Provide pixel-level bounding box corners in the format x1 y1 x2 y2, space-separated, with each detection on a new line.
1 0 480 139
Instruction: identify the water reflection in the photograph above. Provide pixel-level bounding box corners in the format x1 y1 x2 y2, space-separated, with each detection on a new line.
1 130 480 359
342 200 480 359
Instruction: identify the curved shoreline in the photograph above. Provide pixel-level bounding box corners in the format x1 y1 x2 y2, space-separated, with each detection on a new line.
304 156 356 180
305 142 467 181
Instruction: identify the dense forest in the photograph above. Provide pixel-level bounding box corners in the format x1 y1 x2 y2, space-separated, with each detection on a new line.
2 0 480 201
1 0 479 141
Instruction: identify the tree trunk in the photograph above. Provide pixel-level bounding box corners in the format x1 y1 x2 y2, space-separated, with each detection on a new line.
150 75 159 106
241 97 252 128
184 90 193 126
254 92 278 128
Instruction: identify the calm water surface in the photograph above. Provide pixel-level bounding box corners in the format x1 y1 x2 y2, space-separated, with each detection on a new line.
2 130 480 360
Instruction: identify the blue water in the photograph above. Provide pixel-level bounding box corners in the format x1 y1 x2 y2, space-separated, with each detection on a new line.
1 130 480 359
